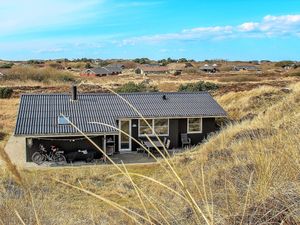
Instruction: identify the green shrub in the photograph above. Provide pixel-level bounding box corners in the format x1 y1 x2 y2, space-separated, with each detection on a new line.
0 87 13 98
85 63 92 69
133 58 151 64
27 60 44 64
0 63 14 68
116 82 158 93
275 60 294 68
178 81 219 92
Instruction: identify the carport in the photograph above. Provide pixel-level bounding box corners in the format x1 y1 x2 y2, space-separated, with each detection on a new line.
25 135 104 162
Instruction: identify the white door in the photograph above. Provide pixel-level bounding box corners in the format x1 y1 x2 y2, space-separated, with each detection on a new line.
119 120 131 152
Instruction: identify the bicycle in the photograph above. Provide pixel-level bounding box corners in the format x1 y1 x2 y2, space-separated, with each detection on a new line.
32 144 66 165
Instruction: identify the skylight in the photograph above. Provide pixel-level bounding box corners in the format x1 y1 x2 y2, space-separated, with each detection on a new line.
58 115 70 125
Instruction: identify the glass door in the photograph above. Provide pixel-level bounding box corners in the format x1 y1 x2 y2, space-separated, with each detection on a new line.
119 120 131 151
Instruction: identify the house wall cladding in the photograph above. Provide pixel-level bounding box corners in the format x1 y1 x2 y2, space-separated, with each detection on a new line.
129 118 216 150
131 119 139 151
178 118 216 145
172 118 216 147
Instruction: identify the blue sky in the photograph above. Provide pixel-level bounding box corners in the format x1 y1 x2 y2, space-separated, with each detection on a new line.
1 0 300 60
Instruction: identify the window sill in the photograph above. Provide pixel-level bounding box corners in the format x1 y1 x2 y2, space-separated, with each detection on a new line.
138 134 169 137
187 131 203 134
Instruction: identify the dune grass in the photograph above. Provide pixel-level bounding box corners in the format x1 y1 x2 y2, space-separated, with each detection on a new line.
0 98 19 143
218 74 260 82
3 66 75 83
0 82 300 224
216 85 288 120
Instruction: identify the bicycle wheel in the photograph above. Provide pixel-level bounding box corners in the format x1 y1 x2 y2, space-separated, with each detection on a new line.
54 154 66 165
32 152 45 165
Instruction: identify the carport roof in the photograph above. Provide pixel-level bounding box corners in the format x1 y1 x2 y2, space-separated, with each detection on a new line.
14 92 227 136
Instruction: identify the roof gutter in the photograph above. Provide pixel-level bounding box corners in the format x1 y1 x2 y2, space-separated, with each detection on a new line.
14 132 119 138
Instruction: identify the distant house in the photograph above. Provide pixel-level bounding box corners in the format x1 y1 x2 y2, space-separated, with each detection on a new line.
145 63 161 67
106 64 125 73
106 66 122 74
283 65 293 70
12 87 227 162
107 63 125 69
167 62 194 75
81 66 122 77
135 65 169 75
199 64 218 73
167 63 192 75
282 63 299 70
168 62 193 70
249 60 260 65
233 65 260 71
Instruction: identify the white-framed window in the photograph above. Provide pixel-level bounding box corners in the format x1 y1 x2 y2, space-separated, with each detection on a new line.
139 118 169 136
139 119 153 135
154 119 169 135
187 118 202 133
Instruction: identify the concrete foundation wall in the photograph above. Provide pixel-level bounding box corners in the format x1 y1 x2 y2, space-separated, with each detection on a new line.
3 135 26 167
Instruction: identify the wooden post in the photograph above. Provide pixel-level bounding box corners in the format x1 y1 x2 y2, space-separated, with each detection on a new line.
103 135 107 163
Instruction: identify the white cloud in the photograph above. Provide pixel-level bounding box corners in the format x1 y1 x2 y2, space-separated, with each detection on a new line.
121 26 234 45
122 14 300 45
238 22 259 32
260 14 300 34
264 14 300 23
184 26 233 33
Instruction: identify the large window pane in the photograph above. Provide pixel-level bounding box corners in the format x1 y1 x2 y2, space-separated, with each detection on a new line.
188 118 202 133
154 119 168 135
120 121 130 142
120 120 130 149
139 119 153 135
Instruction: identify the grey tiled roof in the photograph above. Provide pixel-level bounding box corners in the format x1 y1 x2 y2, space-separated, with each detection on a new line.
15 92 227 136
107 63 124 69
86 67 110 75
234 66 260 71
84 66 122 75
105 66 122 73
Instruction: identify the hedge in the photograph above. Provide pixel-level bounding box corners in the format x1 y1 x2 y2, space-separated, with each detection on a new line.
0 87 13 98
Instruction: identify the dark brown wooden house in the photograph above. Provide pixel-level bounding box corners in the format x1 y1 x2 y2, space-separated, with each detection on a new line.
14 87 227 162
